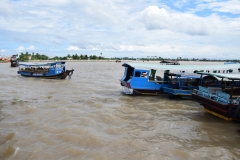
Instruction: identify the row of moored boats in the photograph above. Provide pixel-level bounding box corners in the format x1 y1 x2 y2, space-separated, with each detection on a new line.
120 62 240 121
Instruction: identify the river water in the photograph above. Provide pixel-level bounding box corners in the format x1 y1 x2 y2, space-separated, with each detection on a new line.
0 61 240 160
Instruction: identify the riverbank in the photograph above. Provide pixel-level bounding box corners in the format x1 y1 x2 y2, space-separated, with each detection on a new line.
0 61 9 63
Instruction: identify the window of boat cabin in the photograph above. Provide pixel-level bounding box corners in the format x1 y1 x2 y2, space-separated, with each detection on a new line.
141 72 148 78
56 63 62 69
134 71 141 77
50 65 55 68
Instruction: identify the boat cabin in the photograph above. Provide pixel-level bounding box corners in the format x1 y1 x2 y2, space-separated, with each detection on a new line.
19 62 66 75
120 63 167 94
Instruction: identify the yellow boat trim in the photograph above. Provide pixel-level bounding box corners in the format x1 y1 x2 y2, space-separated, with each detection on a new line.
204 108 233 121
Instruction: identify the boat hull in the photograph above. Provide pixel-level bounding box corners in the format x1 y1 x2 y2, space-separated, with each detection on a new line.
192 93 235 119
11 61 19 67
163 87 193 99
121 80 164 95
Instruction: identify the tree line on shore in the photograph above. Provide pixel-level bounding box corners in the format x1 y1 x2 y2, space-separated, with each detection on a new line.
17 51 240 62
17 52 105 61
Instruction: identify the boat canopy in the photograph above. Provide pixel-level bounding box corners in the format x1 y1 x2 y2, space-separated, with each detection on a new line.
196 72 240 80
19 61 65 66
165 72 200 78
122 63 240 71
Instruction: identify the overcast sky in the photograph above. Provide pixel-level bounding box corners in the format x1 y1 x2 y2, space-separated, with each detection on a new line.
0 0 240 59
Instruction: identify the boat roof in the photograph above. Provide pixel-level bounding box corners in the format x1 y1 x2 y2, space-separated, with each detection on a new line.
166 73 201 79
122 62 240 71
196 72 240 80
19 61 65 66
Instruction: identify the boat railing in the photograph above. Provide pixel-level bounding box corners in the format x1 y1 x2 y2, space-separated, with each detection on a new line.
197 86 240 104
197 86 214 99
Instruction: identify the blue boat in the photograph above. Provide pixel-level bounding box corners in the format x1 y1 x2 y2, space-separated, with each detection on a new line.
120 63 167 95
120 62 240 95
192 72 240 121
17 61 74 79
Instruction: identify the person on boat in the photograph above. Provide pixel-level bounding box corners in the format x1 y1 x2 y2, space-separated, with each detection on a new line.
141 72 148 78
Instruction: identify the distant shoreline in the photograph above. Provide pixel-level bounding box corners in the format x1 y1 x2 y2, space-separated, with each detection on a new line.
22 60 226 63
27 60 132 62
0 60 231 64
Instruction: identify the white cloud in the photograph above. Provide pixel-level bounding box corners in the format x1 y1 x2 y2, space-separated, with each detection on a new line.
27 46 35 50
38 0 70 6
138 6 211 35
67 46 80 51
196 0 240 14
173 0 189 8
1 49 5 52
0 0 14 16
211 0 240 14
16 46 25 51
138 6 171 30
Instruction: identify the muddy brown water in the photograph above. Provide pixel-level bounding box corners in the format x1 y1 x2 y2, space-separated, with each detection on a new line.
0 61 240 160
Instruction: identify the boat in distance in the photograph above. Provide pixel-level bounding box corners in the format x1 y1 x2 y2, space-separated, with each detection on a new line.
160 60 180 65
10 54 19 67
17 61 74 79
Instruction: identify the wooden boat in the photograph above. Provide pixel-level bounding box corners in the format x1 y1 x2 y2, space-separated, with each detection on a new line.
115 59 121 63
10 55 19 67
120 62 240 95
192 72 240 121
160 60 180 65
17 61 74 79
